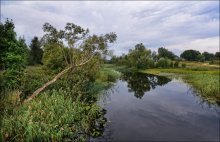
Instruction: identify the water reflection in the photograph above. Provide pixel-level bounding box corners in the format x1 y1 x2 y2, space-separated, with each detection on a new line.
122 72 171 99
93 72 220 141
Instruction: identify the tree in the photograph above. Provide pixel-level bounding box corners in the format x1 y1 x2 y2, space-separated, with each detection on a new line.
0 19 17 70
215 52 220 60
24 22 117 102
197 54 205 62
127 43 152 69
180 50 201 61
158 47 176 60
0 19 29 89
29 36 43 65
202 52 214 61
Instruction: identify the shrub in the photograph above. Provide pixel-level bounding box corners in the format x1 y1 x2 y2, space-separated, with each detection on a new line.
181 63 186 68
174 61 179 68
170 62 174 68
156 58 171 68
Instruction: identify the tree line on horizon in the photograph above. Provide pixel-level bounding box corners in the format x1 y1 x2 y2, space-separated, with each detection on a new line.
107 43 220 69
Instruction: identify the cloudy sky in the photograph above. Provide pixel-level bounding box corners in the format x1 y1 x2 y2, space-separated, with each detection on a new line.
1 1 219 56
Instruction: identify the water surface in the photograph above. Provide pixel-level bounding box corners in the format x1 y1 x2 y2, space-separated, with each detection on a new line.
93 72 220 141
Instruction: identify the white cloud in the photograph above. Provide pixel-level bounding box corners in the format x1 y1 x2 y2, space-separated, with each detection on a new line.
1 1 219 55
166 36 219 55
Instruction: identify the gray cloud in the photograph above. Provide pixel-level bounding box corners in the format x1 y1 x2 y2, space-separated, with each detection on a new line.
1 1 219 56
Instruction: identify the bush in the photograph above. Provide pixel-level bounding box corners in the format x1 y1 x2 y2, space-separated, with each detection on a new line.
156 58 171 68
181 63 186 68
170 62 174 68
174 61 179 68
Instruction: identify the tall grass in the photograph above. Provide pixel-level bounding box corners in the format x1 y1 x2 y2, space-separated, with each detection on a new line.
142 68 220 104
1 89 102 141
95 66 121 88
185 74 220 103
1 65 121 141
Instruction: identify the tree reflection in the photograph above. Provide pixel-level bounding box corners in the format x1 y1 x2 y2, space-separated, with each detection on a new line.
122 72 171 99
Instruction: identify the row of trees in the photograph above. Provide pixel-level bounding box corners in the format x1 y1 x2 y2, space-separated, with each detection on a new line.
180 50 219 61
109 43 219 69
109 44 180 69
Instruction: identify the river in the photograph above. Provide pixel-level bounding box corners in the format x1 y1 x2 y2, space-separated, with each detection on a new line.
91 72 220 141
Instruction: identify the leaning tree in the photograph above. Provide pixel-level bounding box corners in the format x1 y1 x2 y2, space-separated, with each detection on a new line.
24 22 117 103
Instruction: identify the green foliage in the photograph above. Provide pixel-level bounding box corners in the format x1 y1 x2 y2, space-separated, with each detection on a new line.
174 61 179 68
109 45 180 70
209 60 220 65
196 54 205 62
125 43 153 69
96 66 121 85
170 62 174 68
180 50 201 61
158 47 176 60
21 66 53 98
1 90 102 141
185 73 220 104
142 68 220 104
29 37 43 65
214 52 220 60
156 58 171 68
181 63 186 68
0 19 29 89
42 43 67 73
202 52 214 61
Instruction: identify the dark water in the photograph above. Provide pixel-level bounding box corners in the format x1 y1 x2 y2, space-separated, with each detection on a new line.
92 72 220 141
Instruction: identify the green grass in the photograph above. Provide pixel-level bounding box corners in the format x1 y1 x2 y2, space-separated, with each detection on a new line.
142 68 220 104
1 65 121 141
1 89 102 141
95 65 121 89
180 61 220 70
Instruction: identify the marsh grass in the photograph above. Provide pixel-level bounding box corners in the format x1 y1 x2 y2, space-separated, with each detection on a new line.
95 66 121 87
142 68 220 104
1 89 102 141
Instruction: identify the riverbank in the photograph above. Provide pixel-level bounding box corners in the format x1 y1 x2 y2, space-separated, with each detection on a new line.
141 68 220 105
0 65 121 141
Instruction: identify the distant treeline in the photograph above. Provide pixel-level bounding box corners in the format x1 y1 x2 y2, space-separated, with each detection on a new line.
107 43 219 69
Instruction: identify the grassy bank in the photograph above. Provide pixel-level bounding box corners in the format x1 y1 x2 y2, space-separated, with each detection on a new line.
142 68 220 104
0 65 121 141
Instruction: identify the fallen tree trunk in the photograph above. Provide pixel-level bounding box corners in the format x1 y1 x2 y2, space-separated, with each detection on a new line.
23 66 73 103
24 54 94 103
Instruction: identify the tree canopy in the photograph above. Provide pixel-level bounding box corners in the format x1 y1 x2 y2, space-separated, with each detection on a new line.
0 19 29 89
25 22 117 102
180 50 201 61
158 47 176 60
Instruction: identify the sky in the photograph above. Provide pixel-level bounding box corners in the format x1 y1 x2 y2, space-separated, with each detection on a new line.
1 1 219 56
